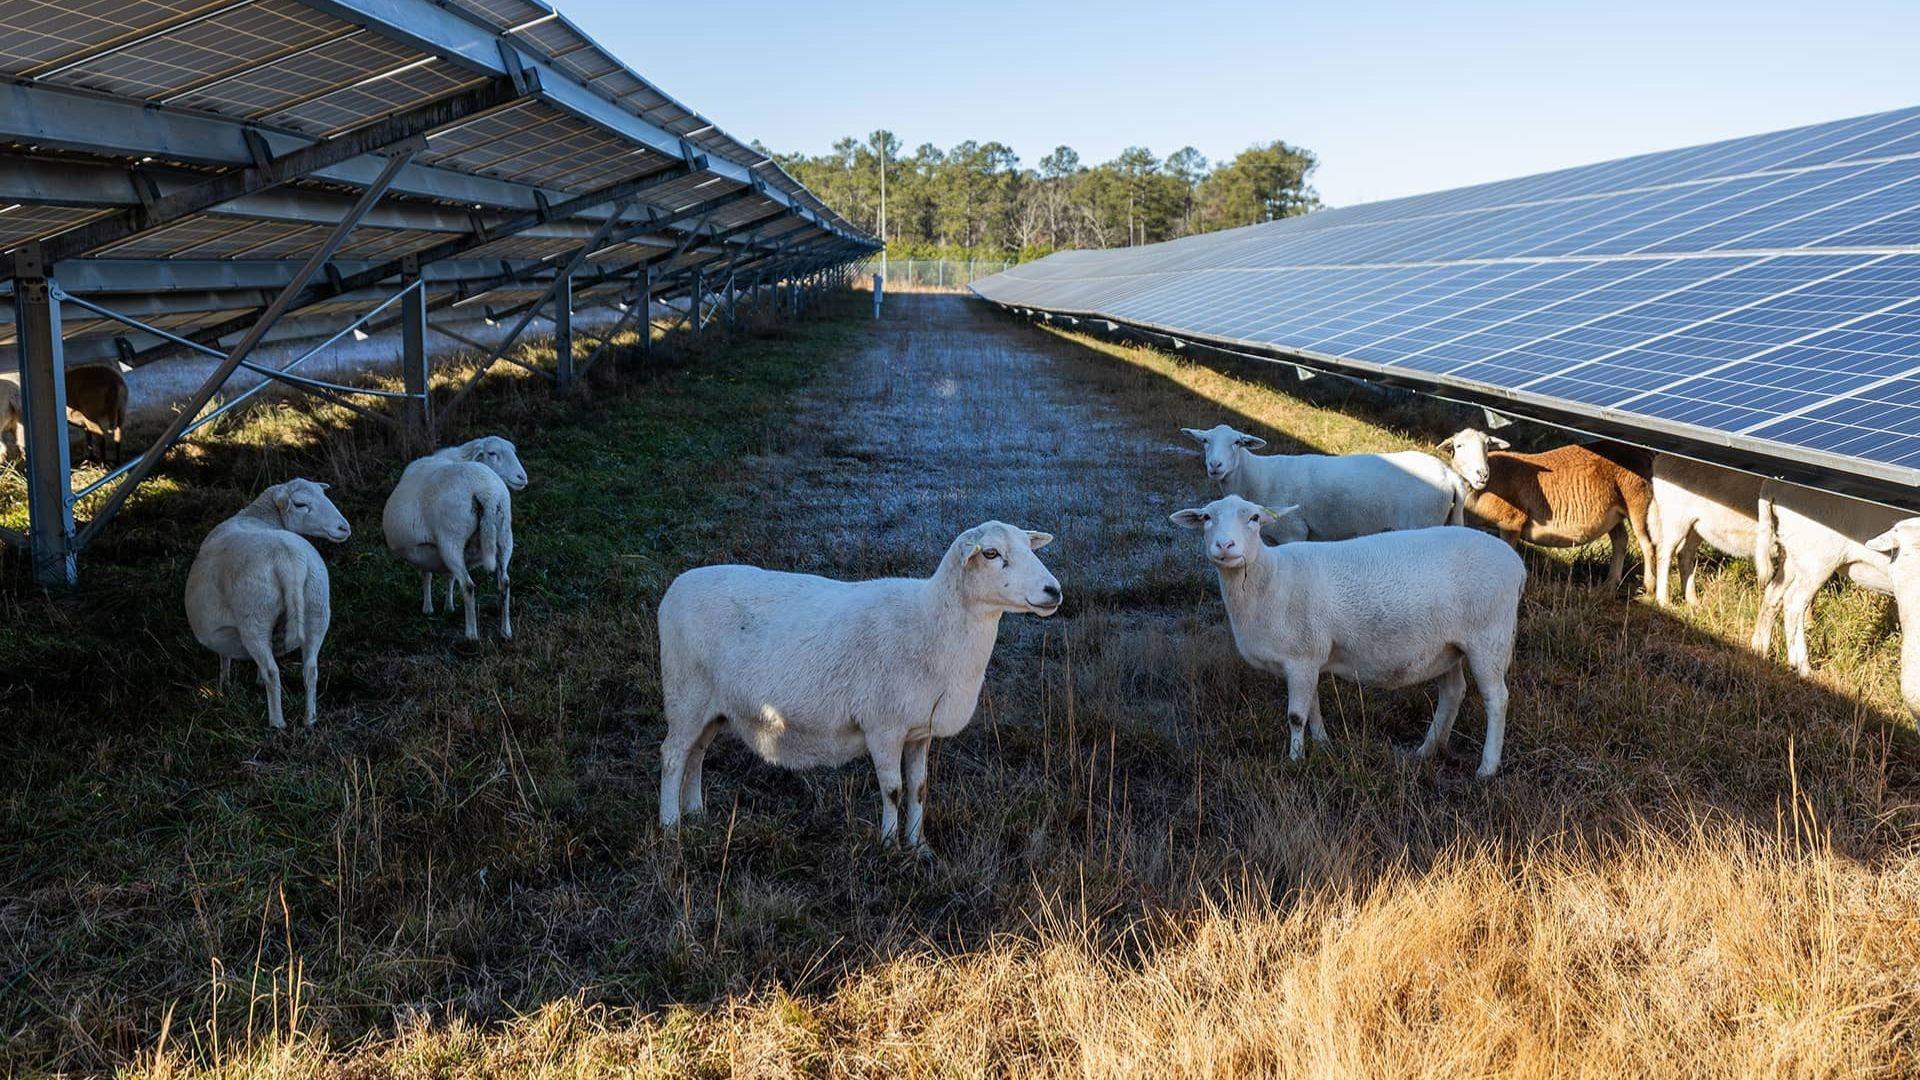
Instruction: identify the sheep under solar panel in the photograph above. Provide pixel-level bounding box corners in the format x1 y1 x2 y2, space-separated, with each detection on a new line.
972 106 1920 484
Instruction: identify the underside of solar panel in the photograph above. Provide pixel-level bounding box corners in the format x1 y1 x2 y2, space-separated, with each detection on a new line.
972 108 1920 507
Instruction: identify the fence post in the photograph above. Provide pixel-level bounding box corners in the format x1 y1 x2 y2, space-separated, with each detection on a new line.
12 245 76 586
399 254 431 439
873 272 883 319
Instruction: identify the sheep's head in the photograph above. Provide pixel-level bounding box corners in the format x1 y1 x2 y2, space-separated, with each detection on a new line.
1438 428 1508 491
270 478 350 543
1867 519 1920 587
1866 518 1920 724
1181 424 1265 484
461 435 528 491
1170 495 1296 570
953 521 1061 616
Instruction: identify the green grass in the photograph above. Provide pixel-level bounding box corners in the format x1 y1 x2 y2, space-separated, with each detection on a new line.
0 307 863 1072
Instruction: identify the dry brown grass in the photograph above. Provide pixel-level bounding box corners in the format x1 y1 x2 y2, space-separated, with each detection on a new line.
6 294 1919 1078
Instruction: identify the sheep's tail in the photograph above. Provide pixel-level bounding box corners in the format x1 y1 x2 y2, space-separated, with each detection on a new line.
474 489 503 574
1755 482 1778 584
276 557 306 652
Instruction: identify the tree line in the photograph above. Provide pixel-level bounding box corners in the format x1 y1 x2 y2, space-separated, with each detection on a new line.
760 132 1321 261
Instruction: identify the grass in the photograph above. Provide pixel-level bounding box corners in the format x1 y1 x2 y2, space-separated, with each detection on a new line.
2 292 1918 1077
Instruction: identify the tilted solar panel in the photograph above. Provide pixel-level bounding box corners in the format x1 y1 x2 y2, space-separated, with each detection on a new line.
972 107 1920 503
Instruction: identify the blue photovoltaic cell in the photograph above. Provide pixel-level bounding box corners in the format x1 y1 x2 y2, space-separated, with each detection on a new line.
973 105 1920 487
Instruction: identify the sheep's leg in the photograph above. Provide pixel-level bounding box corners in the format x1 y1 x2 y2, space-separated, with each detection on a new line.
218 655 231 692
680 717 723 817
1653 531 1674 606
1415 660 1469 761
240 628 283 730
1676 532 1703 606
437 538 478 640
658 712 715 829
446 575 456 613
301 629 323 728
1626 495 1656 594
1606 521 1629 588
1305 688 1329 746
1751 568 1785 654
1466 651 1512 779
421 572 435 615
496 523 514 640
902 734 933 853
864 726 908 846
1281 664 1320 762
1781 567 1824 677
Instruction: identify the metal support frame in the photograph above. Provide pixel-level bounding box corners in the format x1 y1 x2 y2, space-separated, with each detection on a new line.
554 270 575 390
12 245 76 586
74 142 422 555
401 255 431 438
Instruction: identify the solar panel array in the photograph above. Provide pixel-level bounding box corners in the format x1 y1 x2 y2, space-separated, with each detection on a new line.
972 107 1920 499
1 0 876 364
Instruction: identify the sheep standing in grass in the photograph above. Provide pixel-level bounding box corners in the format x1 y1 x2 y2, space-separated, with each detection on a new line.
1649 455 1764 606
1440 428 1655 591
185 478 351 729
1181 423 1462 543
1863 519 1920 727
1751 479 1898 676
382 435 527 641
1171 495 1524 777
657 521 1062 850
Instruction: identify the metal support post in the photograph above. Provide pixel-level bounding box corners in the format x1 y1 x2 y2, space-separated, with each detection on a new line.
692 269 704 338
641 266 653 361
873 271 883 319
554 269 574 389
399 254 431 439
12 245 76 586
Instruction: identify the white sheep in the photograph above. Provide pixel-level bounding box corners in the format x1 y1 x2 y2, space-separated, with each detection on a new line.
1751 479 1898 675
1649 455 1764 606
1171 494 1525 777
381 435 527 641
1181 423 1463 542
184 478 351 729
1863 519 1920 727
656 520 1062 851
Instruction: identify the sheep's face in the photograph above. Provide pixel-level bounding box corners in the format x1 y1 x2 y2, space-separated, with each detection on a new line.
956 521 1061 616
1170 495 1296 570
1438 428 1508 491
273 479 351 543
464 435 528 491
1182 424 1266 484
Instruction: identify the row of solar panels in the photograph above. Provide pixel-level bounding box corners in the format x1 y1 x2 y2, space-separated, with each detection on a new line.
973 106 1920 505
1 0 876 364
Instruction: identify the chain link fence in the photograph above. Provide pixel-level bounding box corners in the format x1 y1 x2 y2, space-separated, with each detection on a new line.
858 258 1017 292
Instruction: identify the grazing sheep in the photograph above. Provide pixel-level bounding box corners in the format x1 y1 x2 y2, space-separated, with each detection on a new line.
1751 479 1897 676
1440 428 1655 591
184 478 351 729
1650 455 1764 606
657 521 1062 850
381 435 527 641
1863 519 1920 727
64 365 128 464
1171 495 1525 777
0 366 129 464
1181 423 1463 542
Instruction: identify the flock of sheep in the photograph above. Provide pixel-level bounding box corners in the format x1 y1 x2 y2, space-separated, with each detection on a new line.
167 405 1919 855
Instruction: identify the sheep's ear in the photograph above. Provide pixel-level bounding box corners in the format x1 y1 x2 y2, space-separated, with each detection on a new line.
1169 508 1207 529
1234 434 1267 449
314 481 330 490
1027 530 1053 550
1251 504 1298 525
271 486 292 511
1436 435 1455 452
1180 427 1208 444
1488 436 1512 450
1867 528 1902 554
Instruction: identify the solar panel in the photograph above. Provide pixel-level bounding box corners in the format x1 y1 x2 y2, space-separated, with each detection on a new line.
971 107 1920 501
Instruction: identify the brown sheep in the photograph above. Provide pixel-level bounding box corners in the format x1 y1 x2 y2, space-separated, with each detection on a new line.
5 366 129 465
1439 427 1656 591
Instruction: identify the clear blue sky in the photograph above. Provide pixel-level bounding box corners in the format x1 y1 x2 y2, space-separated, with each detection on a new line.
561 0 1920 208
